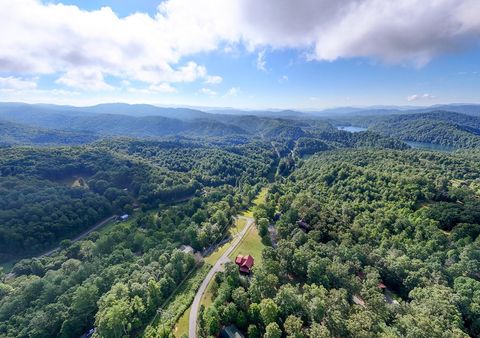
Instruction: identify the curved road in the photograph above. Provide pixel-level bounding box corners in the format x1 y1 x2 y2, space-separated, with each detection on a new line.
189 215 254 338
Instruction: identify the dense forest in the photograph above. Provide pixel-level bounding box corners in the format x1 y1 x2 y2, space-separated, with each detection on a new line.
199 149 480 337
1 104 480 338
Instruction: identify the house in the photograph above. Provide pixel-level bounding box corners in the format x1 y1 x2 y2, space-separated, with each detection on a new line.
352 294 366 308
235 254 254 274
297 219 311 232
220 325 245 338
120 214 129 221
180 245 195 254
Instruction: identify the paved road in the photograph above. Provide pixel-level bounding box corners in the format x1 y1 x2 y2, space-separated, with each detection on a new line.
189 216 254 338
4 215 117 280
38 215 117 258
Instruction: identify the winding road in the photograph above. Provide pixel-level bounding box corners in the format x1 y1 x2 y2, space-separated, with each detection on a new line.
189 215 254 338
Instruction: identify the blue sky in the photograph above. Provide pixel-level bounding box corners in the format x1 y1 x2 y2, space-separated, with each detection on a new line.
0 0 479 109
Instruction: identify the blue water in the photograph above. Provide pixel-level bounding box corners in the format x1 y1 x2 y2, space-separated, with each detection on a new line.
336 126 368 133
405 141 455 152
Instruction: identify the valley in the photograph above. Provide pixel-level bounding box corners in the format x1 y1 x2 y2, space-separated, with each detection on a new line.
0 104 479 338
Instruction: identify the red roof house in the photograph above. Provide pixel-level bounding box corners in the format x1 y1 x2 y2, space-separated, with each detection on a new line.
235 254 254 274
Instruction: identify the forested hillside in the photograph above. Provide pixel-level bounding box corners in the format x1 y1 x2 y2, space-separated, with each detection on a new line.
0 119 98 146
0 137 272 262
1 106 480 338
200 149 480 337
335 111 480 148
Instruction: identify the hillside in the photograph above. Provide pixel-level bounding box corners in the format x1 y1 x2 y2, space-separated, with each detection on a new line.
0 119 98 146
335 111 480 148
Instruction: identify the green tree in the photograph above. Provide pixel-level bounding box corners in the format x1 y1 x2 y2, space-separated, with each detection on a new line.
264 322 282 338
259 298 279 326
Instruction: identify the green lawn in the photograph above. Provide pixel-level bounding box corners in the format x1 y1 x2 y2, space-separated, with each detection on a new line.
229 223 265 267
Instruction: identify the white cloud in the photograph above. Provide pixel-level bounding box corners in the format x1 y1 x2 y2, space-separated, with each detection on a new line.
200 88 217 96
0 0 230 90
407 93 436 102
149 83 176 93
0 76 37 90
204 75 223 84
256 50 267 71
56 69 114 91
238 0 480 66
0 0 479 95
226 87 240 96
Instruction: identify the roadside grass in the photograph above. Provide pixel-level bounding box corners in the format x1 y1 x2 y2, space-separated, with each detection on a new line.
204 216 247 266
200 276 216 309
146 264 210 337
174 271 217 337
174 306 190 337
204 240 231 266
229 218 246 236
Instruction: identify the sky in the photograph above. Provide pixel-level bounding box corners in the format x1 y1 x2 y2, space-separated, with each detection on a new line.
0 0 479 109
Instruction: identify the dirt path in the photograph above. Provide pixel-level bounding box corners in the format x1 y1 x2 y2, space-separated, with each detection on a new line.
188 216 254 338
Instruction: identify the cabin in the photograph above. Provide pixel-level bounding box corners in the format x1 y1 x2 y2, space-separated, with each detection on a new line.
120 214 129 221
297 219 311 232
235 254 254 274
220 325 245 338
180 245 195 254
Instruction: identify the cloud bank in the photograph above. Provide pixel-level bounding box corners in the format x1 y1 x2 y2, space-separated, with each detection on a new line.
1 0 479 91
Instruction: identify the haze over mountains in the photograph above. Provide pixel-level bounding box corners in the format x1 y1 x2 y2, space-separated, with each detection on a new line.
1 102 480 148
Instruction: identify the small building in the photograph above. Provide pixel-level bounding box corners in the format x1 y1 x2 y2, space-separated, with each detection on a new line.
297 219 311 232
352 294 366 308
235 254 254 274
220 325 245 338
120 214 129 221
180 245 195 254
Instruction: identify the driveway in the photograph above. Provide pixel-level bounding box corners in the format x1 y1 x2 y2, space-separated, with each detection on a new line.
189 215 254 338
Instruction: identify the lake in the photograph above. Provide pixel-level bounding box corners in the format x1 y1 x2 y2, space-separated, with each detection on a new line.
405 141 456 152
336 126 368 133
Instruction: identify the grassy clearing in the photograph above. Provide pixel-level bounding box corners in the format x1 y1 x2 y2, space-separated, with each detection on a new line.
241 187 268 217
230 218 246 236
229 223 265 267
174 306 190 337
